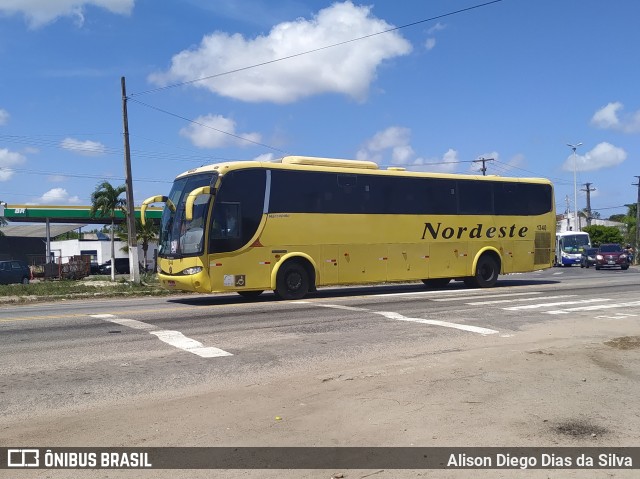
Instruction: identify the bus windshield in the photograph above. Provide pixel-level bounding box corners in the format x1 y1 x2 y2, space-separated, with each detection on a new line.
560 234 590 253
158 172 217 258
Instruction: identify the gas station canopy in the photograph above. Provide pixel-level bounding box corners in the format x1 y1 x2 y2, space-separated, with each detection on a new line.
1 205 163 224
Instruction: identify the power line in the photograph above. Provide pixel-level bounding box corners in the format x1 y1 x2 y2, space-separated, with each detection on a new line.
0 133 238 163
128 97 290 154
1 167 171 184
130 0 504 98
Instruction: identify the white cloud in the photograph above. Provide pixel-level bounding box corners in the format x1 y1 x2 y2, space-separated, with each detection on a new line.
561 142 627 172
149 1 411 104
591 102 640 133
412 148 459 174
356 126 412 164
424 23 445 51
37 188 81 204
356 126 460 173
0 0 134 29
253 153 276 162
179 114 261 149
61 137 106 156
0 108 9 125
427 22 446 34
0 148 26 181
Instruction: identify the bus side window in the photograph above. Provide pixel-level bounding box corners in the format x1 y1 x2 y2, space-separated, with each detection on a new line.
212 203 241 239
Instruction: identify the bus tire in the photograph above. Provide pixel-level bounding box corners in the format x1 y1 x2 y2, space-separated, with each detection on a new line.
470 254 500 288
237 290 263 300
275 261 309 300
421 278 451 288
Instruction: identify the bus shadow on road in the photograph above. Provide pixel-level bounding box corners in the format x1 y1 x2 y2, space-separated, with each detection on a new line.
168 278 561 307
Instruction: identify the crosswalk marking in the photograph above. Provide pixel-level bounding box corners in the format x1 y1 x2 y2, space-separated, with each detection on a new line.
466 295 576 305
299 302 499 336
544 300 640 315
91 314 232 358
503 298 610 311
431 292 541 302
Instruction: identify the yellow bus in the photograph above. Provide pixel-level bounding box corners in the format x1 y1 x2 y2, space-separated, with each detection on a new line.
141 156 555 299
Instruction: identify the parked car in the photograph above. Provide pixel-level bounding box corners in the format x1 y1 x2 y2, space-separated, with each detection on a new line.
97 258 146 275
595 244 629 270
0 260 31 285
580 247 598 268
98 258 131 275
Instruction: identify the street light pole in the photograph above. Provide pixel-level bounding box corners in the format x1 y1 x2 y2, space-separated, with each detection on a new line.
567 142 582 231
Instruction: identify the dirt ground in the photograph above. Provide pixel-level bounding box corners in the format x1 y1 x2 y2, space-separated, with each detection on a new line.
3 313 640 479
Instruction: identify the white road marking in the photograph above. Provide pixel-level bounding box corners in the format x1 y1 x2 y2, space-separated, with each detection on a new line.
466 295 576 305
431 292 542 302
594 313 638 320
503 298 610 311
301 302 499 336
92 314 156 330
371 289 483 298
545 300 640 315
91 314 232 358
150 330 232 358
375 310 499 336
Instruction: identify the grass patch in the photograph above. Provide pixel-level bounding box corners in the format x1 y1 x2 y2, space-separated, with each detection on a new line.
0 274 180 303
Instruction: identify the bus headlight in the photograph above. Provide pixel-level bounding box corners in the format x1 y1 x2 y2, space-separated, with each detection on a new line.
596 255 603 260
182 266 203 275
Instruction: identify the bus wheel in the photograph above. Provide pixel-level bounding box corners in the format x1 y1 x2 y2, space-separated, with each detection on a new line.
472 254 500 288
421 278 451 288
237 290 263 300
275 261 309 300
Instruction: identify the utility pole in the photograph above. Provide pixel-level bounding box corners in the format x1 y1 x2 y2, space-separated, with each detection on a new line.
565 195 571 230
473 157 494 176
581 182 596 226
567 143 582 232
121 76 140 283
634 176 640 265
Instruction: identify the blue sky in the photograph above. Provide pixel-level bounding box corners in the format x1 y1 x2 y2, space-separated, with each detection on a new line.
0 0 639 218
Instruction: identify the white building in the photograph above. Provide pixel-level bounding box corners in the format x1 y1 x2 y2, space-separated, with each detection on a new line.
556 213 625 233
50 235 157 269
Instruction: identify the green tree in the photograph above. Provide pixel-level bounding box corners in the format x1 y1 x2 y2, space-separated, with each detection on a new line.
582 225 624 247
90 181 126 281
608 214 626 223
580 208 600 220
115 218 159 271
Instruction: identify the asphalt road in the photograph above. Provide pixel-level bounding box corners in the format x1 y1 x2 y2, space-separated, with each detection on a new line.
1 265 639 478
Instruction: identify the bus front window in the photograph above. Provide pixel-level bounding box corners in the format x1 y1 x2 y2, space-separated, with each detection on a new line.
158 172 217 258
561 235 590 253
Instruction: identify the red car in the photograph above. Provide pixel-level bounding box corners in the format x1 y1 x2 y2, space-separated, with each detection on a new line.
595 244 629 270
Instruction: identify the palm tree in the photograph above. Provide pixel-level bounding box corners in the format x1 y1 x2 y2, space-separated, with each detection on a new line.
115 218 159 272
90 181 126 281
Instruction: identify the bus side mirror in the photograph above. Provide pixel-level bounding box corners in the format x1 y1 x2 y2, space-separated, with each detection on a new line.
185 187 211 221
140 195 173 225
